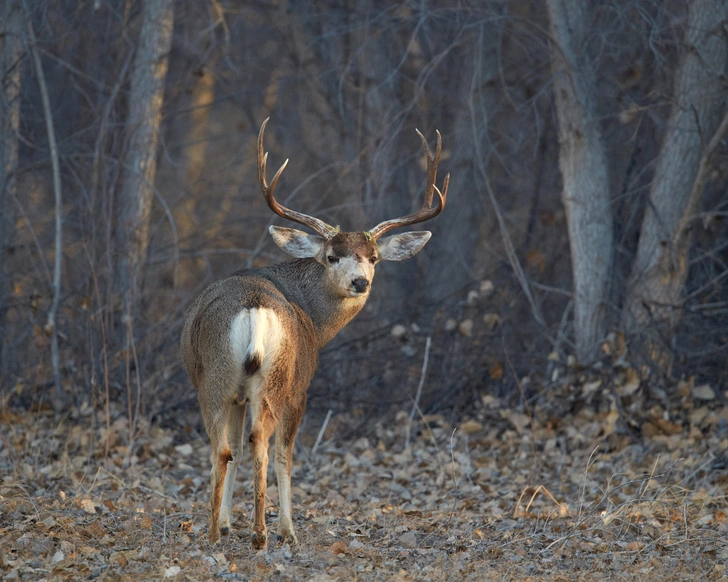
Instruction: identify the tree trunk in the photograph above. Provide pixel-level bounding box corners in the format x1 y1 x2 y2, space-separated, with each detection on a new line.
115 0 174 320
0 0 22 383
176 66 214 286
622 0 728 373
547 0 614 363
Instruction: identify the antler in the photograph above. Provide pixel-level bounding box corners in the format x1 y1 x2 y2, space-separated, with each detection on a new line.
258 118 340 239
368 129 450 240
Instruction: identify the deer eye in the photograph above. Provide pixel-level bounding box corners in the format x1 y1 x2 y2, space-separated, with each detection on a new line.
327 256 339 264
370 256 378 264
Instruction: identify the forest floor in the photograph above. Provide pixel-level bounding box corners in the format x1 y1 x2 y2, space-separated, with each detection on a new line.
2 371 728 581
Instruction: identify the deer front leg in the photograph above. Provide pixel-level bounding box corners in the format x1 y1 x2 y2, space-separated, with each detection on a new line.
248 410 276 550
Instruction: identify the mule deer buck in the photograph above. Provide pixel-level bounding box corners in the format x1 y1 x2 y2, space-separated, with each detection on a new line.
181 118 449 549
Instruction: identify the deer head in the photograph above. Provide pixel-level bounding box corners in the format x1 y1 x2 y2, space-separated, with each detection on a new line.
258 118 450 298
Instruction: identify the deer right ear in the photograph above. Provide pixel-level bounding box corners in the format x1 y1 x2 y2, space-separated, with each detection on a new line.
269 226 325 259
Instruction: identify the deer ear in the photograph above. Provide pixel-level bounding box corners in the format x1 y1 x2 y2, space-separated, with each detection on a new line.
269 226 325 258
377 231 432 261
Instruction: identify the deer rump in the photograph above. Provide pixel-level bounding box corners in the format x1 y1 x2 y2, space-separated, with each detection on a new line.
184 274 319 414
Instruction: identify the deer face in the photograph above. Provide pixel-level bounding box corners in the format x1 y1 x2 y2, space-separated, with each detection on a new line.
269 227 432 298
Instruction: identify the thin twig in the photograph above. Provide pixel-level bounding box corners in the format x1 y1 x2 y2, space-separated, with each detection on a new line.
673 107 728 249
310 409 332 459
84 244 111 460
154 186 180 288
405 336 431 450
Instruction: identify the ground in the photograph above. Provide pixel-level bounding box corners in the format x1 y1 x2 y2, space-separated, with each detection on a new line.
2 372 728 581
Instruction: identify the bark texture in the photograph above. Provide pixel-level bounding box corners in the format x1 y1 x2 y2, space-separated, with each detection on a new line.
0 0 22 379
116 0 174 314
547 0 613 362
623 0 728 370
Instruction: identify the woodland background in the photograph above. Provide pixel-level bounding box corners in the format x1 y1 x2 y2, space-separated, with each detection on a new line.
3 1 728 579
2 0 727 419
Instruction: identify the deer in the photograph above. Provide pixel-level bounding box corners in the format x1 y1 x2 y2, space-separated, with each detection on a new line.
180 118 449 550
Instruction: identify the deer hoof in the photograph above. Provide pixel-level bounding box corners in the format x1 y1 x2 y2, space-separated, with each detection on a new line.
251 531 267 550
220 526 229 536
277 529 298 545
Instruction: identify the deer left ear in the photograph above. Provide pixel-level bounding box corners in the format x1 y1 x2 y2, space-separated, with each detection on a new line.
377 231 432 261
269 226 325 258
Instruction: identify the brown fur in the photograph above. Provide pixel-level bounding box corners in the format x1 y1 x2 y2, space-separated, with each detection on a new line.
329 232 378 261
180 250 367 547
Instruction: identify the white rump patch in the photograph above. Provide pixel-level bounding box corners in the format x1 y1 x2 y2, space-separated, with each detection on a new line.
229 307 285 425
229 307 284 376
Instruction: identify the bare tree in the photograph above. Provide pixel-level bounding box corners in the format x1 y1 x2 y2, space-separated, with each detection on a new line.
0 0 22 382
25 8 64 403
622 0 728 372
547 0 613 362
115 0 174 320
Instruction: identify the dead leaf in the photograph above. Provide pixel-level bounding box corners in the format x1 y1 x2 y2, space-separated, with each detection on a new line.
483 313 501 330
489 360 503 380
678 378 693 398
502 410 530 434
618 368 640 396
459 419 484 434
175 443 193 456
651 417 683 435
582 379 602 397
693 384 715 400
458 319 473 337
397 531 417 549
81 499 97 514
391 324 407 339
328 541 348 555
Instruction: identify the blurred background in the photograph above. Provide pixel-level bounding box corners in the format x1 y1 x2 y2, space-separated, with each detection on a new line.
1 0 727 433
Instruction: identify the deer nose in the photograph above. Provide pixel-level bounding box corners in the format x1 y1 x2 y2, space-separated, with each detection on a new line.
352 278 369 293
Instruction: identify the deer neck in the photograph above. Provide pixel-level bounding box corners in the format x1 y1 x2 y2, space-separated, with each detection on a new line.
271 259 368 348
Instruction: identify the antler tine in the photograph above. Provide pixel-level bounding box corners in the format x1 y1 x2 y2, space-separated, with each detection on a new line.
416 128 441 209
257 118 339 239
368 129 449 240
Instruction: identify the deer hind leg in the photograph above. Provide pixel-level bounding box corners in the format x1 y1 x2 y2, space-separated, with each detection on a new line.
202 402 232 543
248 402 277 550
219 399 247 536
275 403 304 544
